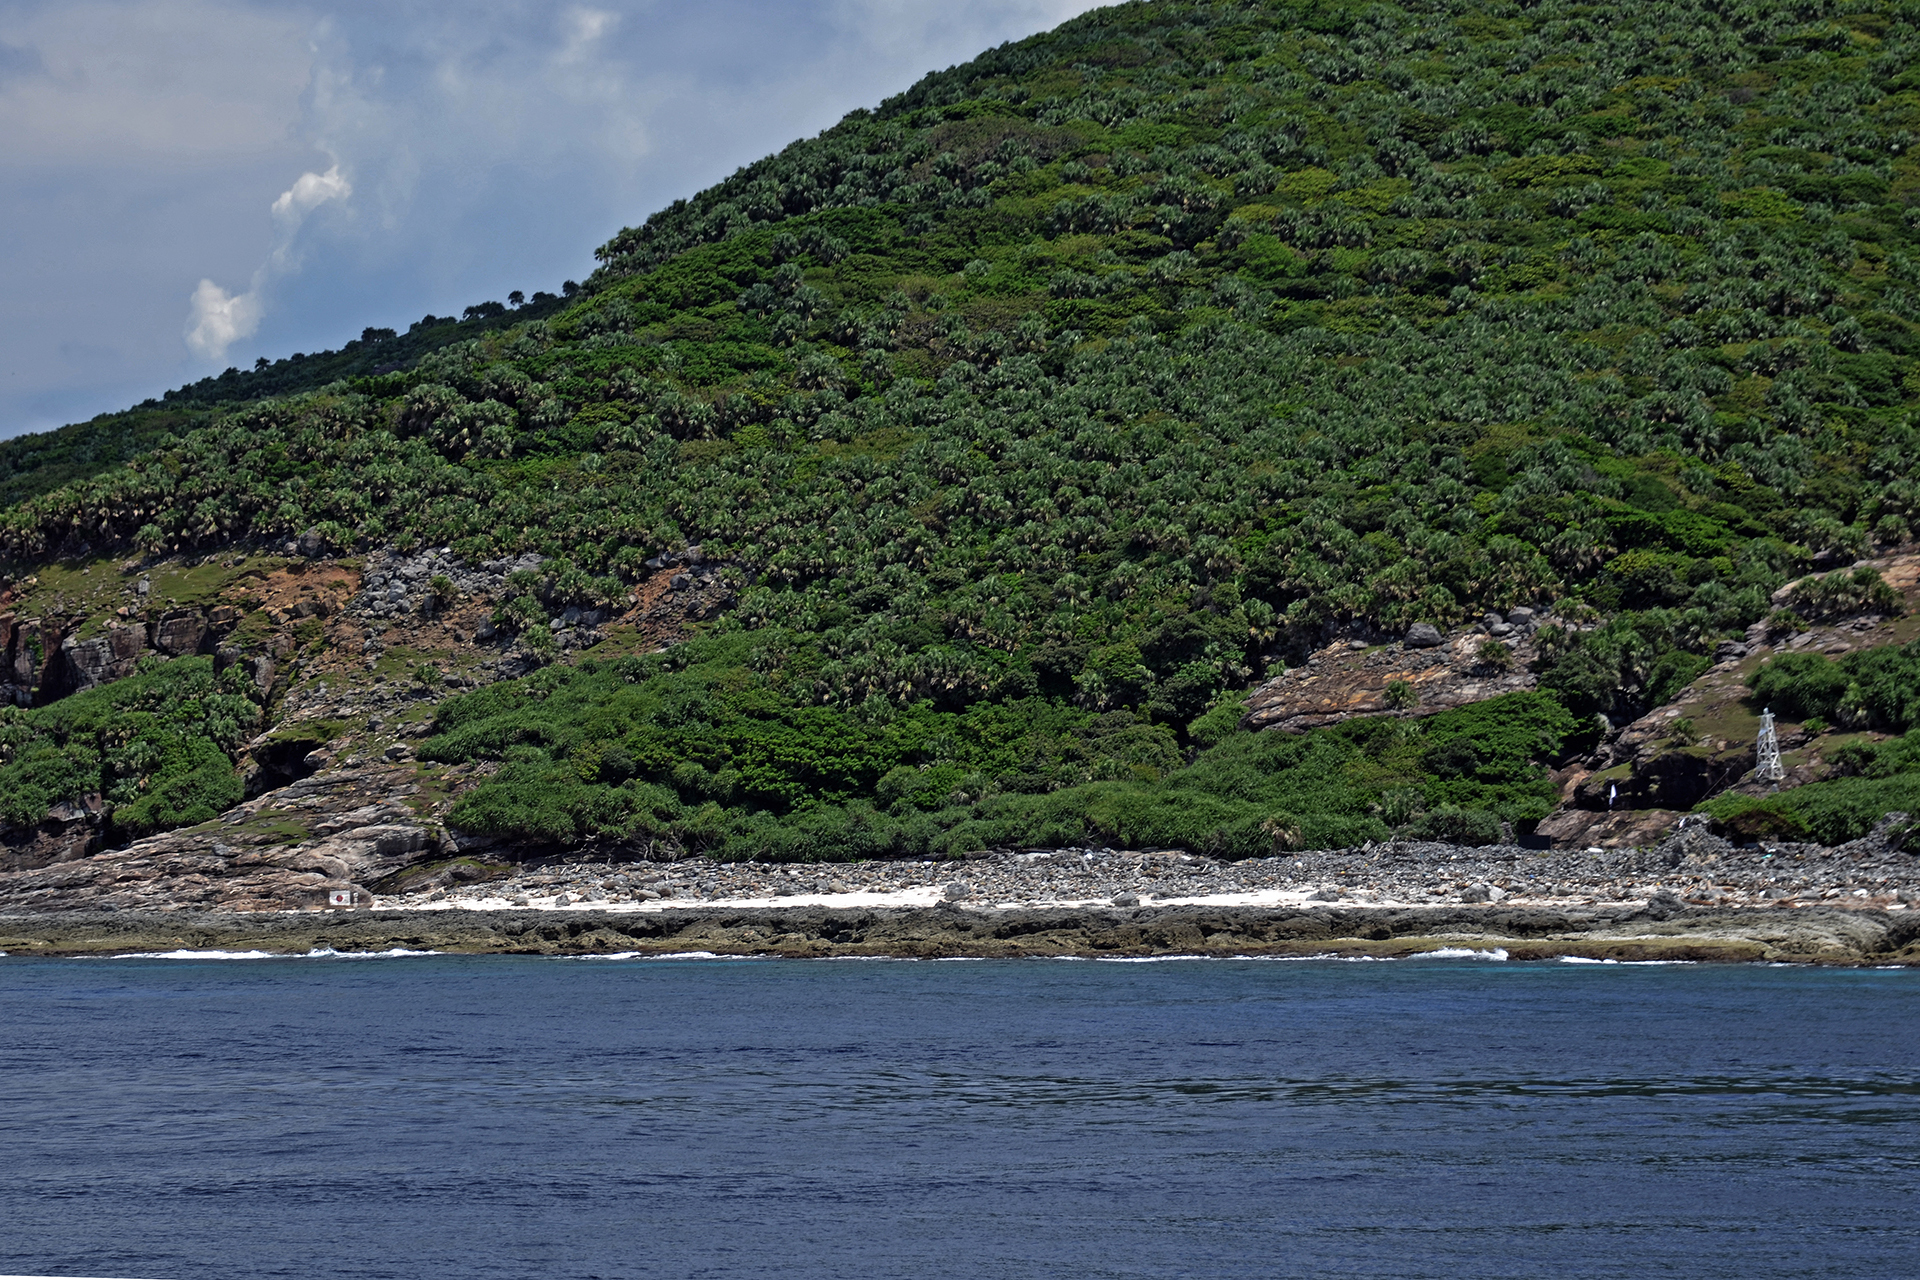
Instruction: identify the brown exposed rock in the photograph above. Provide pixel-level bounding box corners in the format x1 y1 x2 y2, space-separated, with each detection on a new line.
1242 627 1540 732
1533 807 1684 849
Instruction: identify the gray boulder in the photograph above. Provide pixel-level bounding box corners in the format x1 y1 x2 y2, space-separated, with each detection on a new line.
1405 622 1445 648
150 609 209 657
60 625 147 692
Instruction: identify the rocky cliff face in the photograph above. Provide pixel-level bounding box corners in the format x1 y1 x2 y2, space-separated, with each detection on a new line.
0 611 55 706
1241 609 1549 732
0 795 106 872
1236 556 1920 851
2 594 300 706
0 538 736 902
0 762 460 913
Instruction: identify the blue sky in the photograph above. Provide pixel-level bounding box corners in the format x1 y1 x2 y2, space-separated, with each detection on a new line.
0 0 1106 439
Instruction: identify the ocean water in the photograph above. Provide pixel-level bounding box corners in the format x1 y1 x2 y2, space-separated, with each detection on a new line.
1 953 1916 1280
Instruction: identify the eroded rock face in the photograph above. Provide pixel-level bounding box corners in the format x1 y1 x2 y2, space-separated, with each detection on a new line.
1534 807 1686 850
1573 747 1751 813
150 608 210 657
1242 626 1541 733
0 794 106 871
0 765 448 913
57 624 148 694
1 614 58 706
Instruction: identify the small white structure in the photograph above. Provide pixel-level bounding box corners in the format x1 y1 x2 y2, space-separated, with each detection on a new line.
1756 707 1785 785
328 889 355 906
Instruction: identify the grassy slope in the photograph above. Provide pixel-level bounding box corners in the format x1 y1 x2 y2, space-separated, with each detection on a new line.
5 0 1920 855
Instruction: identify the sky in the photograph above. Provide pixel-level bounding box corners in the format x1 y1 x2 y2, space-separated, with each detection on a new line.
0 0 1108 440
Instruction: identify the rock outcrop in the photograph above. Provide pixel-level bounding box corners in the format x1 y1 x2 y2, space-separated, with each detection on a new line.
2 902 1914 965
1243 617 1548 733
0 764 451 913
56 624 148 693
0 612 57 706
0 795 106 871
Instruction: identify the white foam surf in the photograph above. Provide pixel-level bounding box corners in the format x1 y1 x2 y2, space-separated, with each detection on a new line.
109 949 282 960
562 951 762 961
1095 954 1214 963
1557 956 1695 966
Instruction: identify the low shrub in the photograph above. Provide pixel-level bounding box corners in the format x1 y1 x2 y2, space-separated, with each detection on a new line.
430 647 1582 857
1748 641 1920 732
1401 804 1503 845
1782 567 1902 622
0 657 262 840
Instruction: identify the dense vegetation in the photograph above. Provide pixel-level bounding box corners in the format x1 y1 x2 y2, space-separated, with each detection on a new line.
1747 638 1920 730
1702 728 1920 842
5 0 1920 852
0 658 262 840
422 636 1589 857
0 297 573 509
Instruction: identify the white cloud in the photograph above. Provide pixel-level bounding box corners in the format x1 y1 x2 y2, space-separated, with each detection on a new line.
184 277 263 361
271 164 352 223
826 0 1105 64
185 163 354 361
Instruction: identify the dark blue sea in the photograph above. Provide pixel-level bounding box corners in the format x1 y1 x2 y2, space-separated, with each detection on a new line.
1 951 1916 1280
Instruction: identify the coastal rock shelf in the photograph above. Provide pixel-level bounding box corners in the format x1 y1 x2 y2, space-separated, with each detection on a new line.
2 903 1915 966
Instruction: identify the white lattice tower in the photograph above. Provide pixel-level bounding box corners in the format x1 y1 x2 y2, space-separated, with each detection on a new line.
1756 708 1785 784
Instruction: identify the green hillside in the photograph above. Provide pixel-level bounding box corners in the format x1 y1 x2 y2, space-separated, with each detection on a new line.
5 0 1920 857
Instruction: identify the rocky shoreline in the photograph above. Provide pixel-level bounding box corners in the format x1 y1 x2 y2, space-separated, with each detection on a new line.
3 900 1916 965
380 818 1918 913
